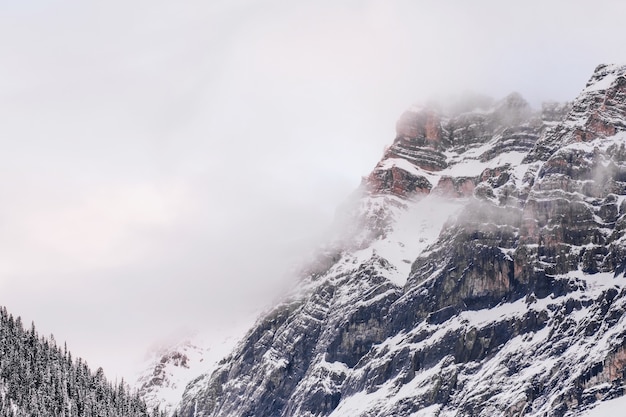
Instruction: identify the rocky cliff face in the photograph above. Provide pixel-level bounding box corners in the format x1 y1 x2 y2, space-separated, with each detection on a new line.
175 64 626 417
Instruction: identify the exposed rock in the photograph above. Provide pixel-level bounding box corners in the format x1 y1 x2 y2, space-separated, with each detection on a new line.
433 176 477 197
366 165 432 197
175 64 626 417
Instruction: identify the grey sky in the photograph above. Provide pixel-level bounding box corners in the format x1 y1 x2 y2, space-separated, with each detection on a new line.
1 0 624 380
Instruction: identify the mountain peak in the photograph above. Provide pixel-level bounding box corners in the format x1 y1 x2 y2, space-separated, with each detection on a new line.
365 92 542 200
524 63 626 164
171 65 626 417
497 91 529 108
584 63 626 93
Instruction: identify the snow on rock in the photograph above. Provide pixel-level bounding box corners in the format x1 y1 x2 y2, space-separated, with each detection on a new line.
135 319 253 415
172 64 626 417
368 195 464 285
582 63 625 94
578 394 626 416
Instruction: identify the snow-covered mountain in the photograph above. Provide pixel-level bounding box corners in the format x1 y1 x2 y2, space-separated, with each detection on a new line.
135 321 254 415
163 63 626 417
136 338 211 415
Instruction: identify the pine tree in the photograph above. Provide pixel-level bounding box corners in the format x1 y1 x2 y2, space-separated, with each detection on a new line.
0 305 166 417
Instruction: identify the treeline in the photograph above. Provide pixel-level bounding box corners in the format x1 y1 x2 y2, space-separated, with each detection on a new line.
0 306 165 417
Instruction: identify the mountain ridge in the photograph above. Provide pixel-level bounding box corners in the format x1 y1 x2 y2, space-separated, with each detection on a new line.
170 63 626 417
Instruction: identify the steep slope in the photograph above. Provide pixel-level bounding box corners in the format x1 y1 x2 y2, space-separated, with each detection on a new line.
136 323 252 415
176 64 626 417
137 339 209 416
0 306 160 417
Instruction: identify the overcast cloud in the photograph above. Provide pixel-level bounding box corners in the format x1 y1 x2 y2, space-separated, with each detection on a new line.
1 0 625 380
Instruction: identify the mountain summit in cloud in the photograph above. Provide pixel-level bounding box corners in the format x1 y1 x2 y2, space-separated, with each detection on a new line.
144 64 626 417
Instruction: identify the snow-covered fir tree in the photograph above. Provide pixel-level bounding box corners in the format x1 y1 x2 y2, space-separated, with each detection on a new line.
0 306 165 417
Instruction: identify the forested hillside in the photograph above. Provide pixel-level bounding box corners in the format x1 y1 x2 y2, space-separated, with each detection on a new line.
0 306 163 417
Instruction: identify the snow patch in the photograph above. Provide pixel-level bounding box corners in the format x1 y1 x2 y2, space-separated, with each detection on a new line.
579 394 626 416
443 151 527 178
583 65 621 94
372 195 464 285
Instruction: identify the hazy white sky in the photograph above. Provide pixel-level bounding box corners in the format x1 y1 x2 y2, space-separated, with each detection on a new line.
1 0 625 380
